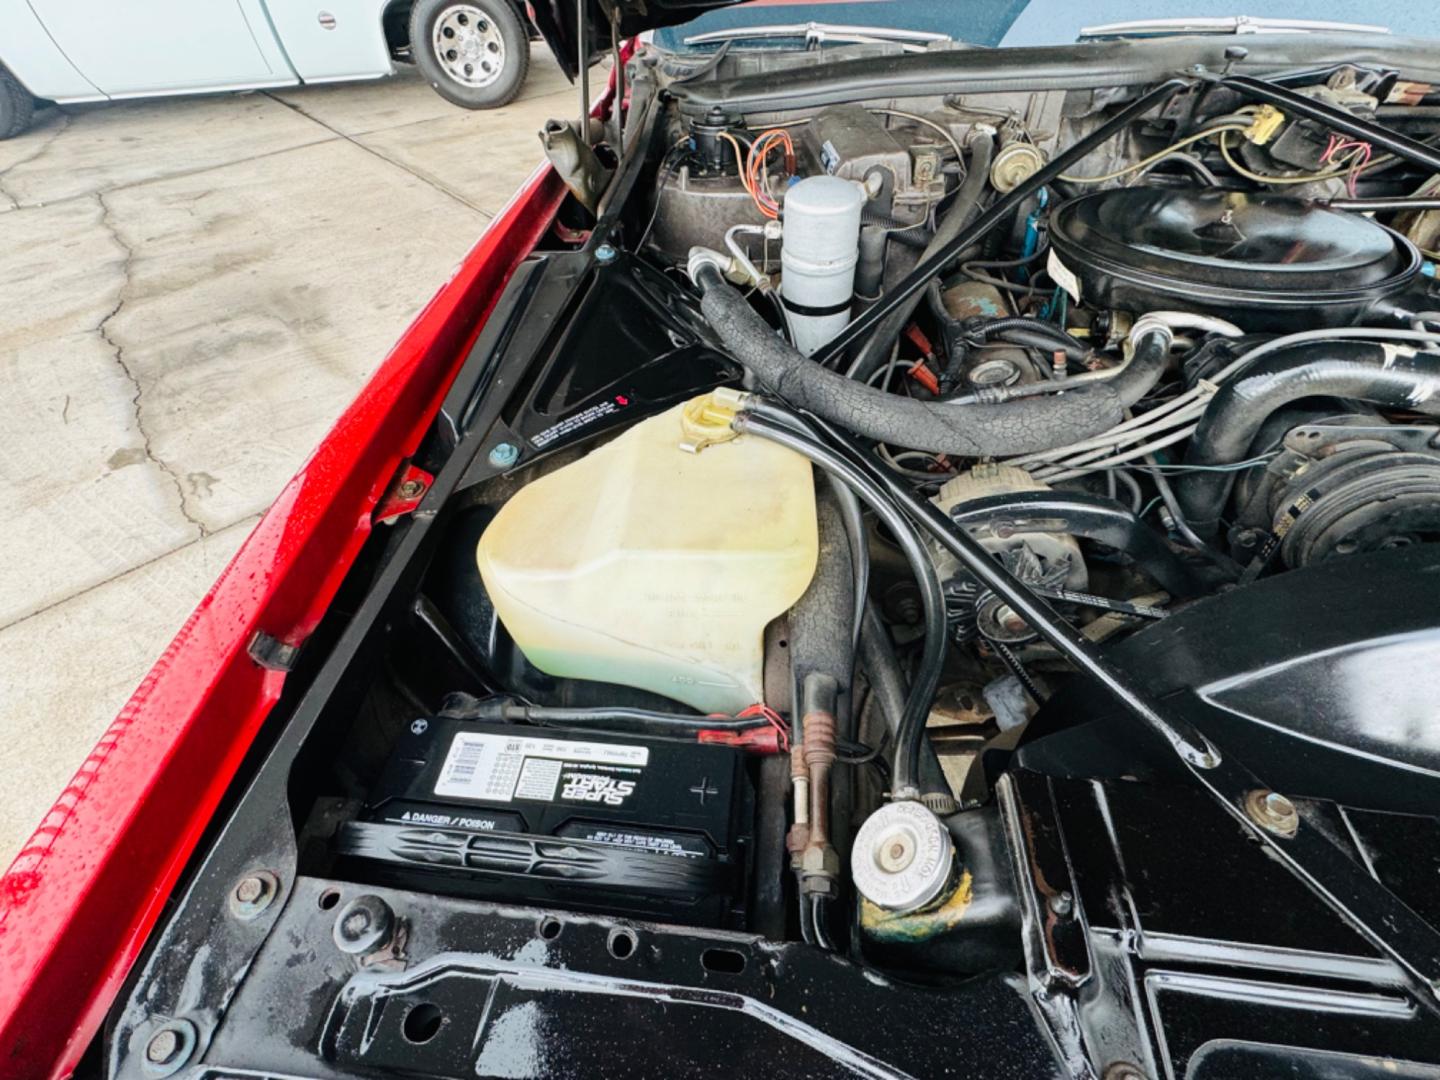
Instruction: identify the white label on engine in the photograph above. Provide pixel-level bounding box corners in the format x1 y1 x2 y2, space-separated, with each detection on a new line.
434 732 649 803
1047 250 1082 303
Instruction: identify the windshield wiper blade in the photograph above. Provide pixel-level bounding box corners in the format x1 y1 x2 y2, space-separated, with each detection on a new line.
1080 15 1389 39
682 21 950 51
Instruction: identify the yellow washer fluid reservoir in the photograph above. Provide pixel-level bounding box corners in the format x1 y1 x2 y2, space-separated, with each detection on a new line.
476 395 819 714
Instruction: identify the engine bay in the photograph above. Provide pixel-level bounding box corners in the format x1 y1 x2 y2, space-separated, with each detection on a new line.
105 31 1440 1080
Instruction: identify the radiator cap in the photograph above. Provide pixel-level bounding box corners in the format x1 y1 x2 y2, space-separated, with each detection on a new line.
852 801 954 913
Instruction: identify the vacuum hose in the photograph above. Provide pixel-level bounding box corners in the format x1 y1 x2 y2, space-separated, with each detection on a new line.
692 259 1173 457
970 316 1091 364
1178 341 1440 536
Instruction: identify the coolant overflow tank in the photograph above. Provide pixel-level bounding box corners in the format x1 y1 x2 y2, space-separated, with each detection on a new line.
476 397 819 714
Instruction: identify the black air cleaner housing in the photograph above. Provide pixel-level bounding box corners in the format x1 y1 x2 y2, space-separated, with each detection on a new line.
1048 188 1422 328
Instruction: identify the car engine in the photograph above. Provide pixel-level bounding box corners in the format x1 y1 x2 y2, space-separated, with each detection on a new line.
104 34 1440 1080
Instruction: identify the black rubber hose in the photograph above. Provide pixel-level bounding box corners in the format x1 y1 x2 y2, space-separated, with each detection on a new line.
860 207 934 248
697 260 1171 455
789 492 856 715
825 475 869 651
857 603 908 742
973 317 1090 364
847 134 995 382
446 698 769 735
1178 342 1440 536
855 227 888 299
732 413 947 800
859 603 954 807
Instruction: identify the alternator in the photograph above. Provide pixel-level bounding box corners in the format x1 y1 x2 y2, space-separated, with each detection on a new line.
931 464 1087 642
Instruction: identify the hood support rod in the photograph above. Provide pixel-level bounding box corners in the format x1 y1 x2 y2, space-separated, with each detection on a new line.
576 0 590 136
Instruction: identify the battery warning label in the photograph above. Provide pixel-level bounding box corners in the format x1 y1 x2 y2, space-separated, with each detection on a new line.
435 732 649 803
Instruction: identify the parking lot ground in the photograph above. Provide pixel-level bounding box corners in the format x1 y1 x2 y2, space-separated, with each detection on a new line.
0 53 578 865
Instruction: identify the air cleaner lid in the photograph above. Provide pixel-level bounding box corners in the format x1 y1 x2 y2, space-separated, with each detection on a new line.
1049 187 1420 308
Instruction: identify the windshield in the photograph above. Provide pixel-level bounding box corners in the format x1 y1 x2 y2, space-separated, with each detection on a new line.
654 0 1437 51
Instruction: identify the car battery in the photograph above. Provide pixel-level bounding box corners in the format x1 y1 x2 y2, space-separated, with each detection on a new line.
338 718 755 928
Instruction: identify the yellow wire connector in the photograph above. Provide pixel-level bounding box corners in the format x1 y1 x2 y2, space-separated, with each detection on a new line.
1245 105 1287 146
679 387 751 454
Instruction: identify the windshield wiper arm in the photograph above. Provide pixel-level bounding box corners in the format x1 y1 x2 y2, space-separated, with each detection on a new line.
1080 15 1389 39
682 21 951 51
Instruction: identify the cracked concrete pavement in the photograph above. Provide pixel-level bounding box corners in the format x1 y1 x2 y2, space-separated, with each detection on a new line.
0 54 580 865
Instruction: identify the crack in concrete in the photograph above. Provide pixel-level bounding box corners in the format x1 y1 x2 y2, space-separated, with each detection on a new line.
0 111 71 208
262 92 492 217
0 513 261 636
94 190 211 538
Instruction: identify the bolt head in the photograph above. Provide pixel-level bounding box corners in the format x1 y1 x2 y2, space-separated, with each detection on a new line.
1245 788 1299 838
141 1020 196 1077
229 870 280 919
334 894 396 955
1263 791 1294 815
1048 890 1074 917
397 478 425 499
145 1030 178 1065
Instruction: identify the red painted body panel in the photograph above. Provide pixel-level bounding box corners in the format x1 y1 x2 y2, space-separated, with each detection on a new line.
0 164 569 1080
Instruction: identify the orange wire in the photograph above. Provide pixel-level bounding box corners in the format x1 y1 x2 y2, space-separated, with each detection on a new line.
745 129 795 219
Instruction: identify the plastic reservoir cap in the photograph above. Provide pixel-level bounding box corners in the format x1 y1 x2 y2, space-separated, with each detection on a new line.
475 398 819 714
851 801 955 912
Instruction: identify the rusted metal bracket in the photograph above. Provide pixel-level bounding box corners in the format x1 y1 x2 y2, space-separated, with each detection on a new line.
374 462 434 525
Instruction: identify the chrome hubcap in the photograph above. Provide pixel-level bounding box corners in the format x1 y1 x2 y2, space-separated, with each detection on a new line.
433 4 506 88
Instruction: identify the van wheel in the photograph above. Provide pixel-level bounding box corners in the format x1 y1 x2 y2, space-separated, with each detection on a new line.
411 0 530 110
0 64 35 140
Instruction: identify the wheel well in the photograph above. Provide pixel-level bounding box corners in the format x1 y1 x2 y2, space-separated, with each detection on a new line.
382 0 415 57
383 0 532 58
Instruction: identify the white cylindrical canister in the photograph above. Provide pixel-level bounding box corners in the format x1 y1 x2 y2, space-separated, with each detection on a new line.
780 175 865 355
